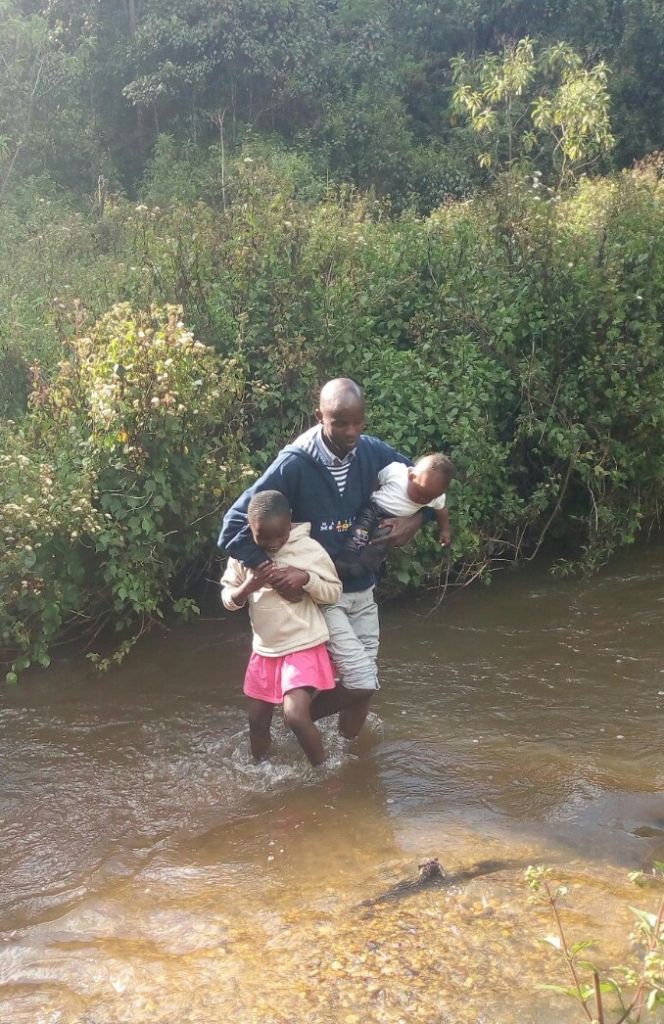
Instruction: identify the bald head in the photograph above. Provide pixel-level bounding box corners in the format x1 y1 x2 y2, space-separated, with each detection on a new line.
316 378 366 457
319 378 364 412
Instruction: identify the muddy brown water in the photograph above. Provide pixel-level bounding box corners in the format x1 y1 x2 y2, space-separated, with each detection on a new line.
1 546 663 1024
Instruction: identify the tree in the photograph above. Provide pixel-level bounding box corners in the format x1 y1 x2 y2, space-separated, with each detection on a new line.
0 0 109 196
121 0 330 145
452 37 614 183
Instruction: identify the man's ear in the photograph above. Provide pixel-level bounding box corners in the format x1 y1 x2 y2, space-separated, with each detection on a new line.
407 468 415 479
315 408 323 424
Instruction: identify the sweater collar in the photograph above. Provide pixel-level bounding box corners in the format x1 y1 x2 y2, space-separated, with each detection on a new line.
292 424 357 467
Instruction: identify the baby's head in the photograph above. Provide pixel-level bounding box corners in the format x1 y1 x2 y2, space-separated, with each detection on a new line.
247 490 291 554
406 453 456 505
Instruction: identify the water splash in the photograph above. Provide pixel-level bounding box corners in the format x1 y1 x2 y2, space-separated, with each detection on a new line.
225 716 360 793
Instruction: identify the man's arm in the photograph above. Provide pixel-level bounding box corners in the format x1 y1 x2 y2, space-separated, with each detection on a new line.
217 454 294 567
218 454 311 601
376 510 426 548
372 438 413 472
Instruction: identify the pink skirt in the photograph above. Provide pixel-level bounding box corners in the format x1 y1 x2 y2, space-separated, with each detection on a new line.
244 643 336 704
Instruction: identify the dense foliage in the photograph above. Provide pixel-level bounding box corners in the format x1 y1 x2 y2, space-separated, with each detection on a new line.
1 0 664 202
1 303 246 680
2 150 664 677
2 1 664 679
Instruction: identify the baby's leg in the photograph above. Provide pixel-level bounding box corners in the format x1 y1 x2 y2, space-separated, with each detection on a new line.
335 501 385 578
349 501 383 551
282 687 325 767
247 698 274 760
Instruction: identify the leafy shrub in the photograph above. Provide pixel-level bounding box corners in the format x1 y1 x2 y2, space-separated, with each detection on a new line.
1 304 246 681
3 159 664 639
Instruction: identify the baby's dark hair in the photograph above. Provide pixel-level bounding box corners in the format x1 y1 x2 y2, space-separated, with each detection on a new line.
247 489 291 523
416 453 456 480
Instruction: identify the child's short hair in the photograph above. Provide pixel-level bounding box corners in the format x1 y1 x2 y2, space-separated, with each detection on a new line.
416 453 456 481
247 490 291 522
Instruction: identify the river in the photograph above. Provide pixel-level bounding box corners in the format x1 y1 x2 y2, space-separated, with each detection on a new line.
1 545 663 1024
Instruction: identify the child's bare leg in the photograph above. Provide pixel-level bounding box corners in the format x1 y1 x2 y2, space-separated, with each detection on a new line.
282 688 325 767
247 698 274 760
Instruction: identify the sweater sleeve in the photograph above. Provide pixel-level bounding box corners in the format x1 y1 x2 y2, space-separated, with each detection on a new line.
217 453 297 566
301 541 343 606
372 438 413 472
220 558 247 611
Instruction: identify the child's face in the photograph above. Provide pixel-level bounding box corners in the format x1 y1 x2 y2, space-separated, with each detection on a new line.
249 514 291 555
406 468 448 505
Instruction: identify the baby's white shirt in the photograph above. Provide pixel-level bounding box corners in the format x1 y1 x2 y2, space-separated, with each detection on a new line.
371 462 446 517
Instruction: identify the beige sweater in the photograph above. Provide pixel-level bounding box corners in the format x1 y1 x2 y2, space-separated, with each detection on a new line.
220 523 342 656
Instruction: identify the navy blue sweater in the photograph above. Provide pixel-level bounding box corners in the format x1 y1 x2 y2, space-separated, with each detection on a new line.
218 434 423 593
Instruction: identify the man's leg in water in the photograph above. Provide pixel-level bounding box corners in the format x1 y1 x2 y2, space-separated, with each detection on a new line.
311 589 379 739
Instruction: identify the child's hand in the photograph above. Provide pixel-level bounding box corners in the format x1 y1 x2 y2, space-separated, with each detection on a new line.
439 529 452 547
244 561 275 593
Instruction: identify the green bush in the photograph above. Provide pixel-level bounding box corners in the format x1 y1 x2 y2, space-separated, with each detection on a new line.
3 160 664 647
0 304 246 681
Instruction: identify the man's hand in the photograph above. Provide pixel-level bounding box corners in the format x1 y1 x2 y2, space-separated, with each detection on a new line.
439 528 452 547
268 565 310 602
373 511 424 549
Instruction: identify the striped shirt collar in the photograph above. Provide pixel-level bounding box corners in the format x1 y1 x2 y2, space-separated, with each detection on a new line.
294 424 357 467
314 426 357 467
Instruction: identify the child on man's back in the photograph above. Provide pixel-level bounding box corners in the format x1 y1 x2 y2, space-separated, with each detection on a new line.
220 490 342 766
335 453 455 578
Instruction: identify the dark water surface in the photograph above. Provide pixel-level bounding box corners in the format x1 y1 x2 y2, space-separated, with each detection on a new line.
1 546 663 1023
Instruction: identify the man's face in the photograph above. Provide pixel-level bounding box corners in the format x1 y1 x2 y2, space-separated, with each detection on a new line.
316 397 366 458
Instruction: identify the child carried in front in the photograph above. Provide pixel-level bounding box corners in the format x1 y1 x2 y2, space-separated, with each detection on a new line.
221 490 342 766
335 453 455 578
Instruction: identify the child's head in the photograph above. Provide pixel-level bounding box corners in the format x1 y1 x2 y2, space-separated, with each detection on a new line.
247 490 291 554
406 453 456 505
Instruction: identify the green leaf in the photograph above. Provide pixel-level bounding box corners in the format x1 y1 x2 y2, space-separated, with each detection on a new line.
630 907 658 928
570 941 594 955
597 980 621 995
538 984 582 998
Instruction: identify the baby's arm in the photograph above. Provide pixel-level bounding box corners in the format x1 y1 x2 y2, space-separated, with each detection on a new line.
435 507 451 547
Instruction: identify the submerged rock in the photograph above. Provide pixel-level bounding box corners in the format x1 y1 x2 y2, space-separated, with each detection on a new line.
360 857 525 908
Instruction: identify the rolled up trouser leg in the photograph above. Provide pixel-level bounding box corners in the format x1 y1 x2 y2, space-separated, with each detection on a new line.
322 588 380 692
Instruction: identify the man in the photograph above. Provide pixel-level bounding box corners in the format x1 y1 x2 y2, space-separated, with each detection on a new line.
218 378 432 738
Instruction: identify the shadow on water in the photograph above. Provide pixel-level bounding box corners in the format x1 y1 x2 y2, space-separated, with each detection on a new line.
1 543 663 1023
